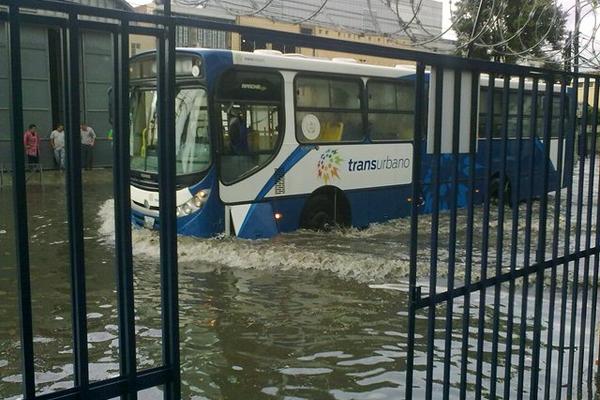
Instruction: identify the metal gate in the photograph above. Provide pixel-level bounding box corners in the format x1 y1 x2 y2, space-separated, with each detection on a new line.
405 66 600 399
2 0 600 399
0 0 181 398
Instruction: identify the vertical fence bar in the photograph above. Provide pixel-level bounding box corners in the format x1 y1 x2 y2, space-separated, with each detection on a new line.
64 11 90 394
425 66 444 400
405 61 425 400
490 75 510 398
459 71 479 400
475 73 495 400
587 76 600 391
113 22 137 400
543 78 567 400
530 77 554 399
157 1 181 397
7 5 36 398
578 75 599 391
442 69 461 400
567 76 590 398
503 75 525 400
517 77 539 400
556 73 579 400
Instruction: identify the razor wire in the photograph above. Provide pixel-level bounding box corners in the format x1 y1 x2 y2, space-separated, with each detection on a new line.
170 0 600 70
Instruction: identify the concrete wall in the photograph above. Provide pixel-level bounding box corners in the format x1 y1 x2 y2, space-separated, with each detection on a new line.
0 23 114 170
0 23 55 168
0 22 9 145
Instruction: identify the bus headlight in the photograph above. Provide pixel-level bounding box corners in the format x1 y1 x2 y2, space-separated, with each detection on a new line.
182 203 193 215
193 190 208 207
176 189 210 217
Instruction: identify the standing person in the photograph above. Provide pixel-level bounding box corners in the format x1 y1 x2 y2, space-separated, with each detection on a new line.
50 123 65 170
80 123 96 170
23 124 40 166
228 109 249 154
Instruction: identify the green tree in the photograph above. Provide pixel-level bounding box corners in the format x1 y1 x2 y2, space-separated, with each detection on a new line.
452 0 567 68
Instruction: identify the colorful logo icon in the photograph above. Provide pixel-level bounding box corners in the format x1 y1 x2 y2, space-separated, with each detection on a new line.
317 149 343 184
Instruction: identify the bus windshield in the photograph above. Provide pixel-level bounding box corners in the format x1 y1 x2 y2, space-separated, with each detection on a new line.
130 87 211 176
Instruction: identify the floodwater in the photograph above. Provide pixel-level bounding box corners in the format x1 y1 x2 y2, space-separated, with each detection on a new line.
1 161 599 399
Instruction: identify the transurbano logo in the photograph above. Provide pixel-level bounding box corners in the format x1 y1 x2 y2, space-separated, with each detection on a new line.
317 149 343 184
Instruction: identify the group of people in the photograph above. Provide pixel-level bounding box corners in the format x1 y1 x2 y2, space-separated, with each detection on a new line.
23 123 96 170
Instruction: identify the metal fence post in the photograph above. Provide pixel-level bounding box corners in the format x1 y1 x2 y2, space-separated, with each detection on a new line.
425 65 444 400
158 0 181 397
64 11 90 394
405 61 425 400
113 21 137 400
7 4 36 398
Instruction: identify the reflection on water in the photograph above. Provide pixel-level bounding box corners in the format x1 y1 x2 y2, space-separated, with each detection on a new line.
0 164 599 399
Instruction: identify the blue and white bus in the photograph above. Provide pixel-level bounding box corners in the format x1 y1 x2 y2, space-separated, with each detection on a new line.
128 49 575 239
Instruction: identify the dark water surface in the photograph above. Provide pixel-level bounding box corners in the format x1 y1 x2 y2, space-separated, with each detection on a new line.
0 168 598 399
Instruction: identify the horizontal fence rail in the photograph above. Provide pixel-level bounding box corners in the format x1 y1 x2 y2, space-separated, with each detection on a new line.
1 0 599 399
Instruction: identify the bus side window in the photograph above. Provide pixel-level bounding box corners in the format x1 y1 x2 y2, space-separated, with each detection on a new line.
295 75 364 143
367 79 415 141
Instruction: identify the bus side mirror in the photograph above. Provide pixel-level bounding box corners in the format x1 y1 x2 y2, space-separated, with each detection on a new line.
108 87 114 125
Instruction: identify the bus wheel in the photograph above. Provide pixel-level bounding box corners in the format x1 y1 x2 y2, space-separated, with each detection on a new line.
301 195 335 231
490 176 512 208
300 191 350 231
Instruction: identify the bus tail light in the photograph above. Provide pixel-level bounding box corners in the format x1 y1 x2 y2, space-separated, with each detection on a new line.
274 212 283 221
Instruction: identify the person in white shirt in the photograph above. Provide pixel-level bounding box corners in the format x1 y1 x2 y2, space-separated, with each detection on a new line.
80 123 96 170
50 123 65 169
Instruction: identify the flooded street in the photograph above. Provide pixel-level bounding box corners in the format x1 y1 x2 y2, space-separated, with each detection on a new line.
1 162 599 399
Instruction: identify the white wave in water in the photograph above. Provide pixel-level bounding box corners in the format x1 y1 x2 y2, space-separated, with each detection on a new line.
96 199 411 283
96 157 600 285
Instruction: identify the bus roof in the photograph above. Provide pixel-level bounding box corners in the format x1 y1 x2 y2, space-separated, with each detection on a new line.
177 47 417 79
133 48 571 92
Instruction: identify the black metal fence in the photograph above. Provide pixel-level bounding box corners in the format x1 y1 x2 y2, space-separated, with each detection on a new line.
2 0 600 399
404 66 600 399
1 1 180 398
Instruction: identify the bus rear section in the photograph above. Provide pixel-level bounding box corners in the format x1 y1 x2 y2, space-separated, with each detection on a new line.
421 71 575 214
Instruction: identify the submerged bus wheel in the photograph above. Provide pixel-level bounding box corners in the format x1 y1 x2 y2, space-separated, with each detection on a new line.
490 175 512 207
300 189 351 231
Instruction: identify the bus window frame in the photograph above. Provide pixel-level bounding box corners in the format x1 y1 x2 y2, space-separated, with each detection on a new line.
213 66 286 186
366 77 417 143
293 72 366 145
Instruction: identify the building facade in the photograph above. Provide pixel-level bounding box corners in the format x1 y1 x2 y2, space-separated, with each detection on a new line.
0 0 129 170
133 0 449 67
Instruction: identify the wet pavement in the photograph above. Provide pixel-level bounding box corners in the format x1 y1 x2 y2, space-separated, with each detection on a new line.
0 166 599 399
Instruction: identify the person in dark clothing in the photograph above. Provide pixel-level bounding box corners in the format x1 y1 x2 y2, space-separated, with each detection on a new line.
228 110 249 154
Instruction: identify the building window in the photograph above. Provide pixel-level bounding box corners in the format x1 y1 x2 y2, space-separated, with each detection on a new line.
176 26 190 46
130 42 141 55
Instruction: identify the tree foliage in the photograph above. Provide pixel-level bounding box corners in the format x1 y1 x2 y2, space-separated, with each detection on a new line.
452 0 568 67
